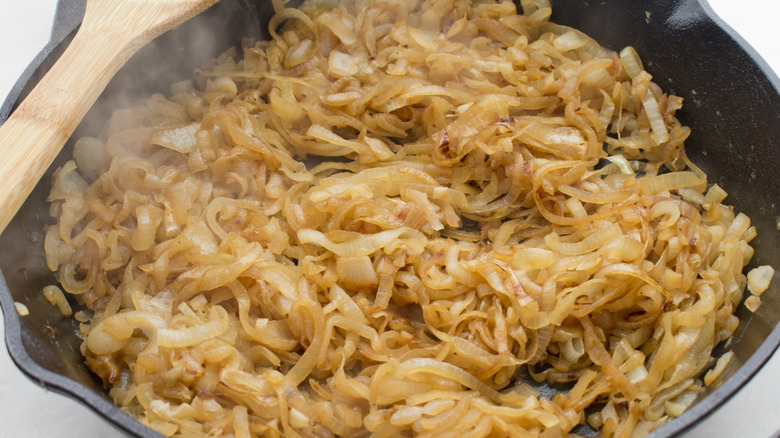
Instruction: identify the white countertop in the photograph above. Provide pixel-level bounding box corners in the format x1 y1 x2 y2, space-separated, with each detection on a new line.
0 1 778 437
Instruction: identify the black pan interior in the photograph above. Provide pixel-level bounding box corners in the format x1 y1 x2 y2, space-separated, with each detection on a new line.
0 1 778 437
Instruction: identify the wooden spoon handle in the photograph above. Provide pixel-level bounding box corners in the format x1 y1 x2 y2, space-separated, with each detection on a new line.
0 0 217 234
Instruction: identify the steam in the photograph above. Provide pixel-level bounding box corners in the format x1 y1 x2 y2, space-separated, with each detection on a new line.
70 0 265 147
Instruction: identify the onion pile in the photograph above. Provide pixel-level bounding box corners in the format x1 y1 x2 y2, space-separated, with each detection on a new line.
44 0 774 436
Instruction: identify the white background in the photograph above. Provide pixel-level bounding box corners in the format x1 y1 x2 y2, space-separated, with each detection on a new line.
0 1 778 437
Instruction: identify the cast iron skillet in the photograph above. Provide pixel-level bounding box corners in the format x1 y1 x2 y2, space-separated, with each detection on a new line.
1 0 778 436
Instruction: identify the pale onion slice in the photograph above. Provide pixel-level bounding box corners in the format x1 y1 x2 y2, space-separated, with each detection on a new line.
157 306 229 348
150 124 199 153
43 285 72 317
14 302 29 316
747 265 774 296
704 351 734 387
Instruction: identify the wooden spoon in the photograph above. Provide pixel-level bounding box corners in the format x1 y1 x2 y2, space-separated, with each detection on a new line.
0 0 219 234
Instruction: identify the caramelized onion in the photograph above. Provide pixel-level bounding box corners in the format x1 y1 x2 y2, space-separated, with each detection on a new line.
43 0 772 436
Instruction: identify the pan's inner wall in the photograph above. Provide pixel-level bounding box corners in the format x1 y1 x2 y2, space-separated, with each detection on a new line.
551 0 780 388
0 0 777 436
